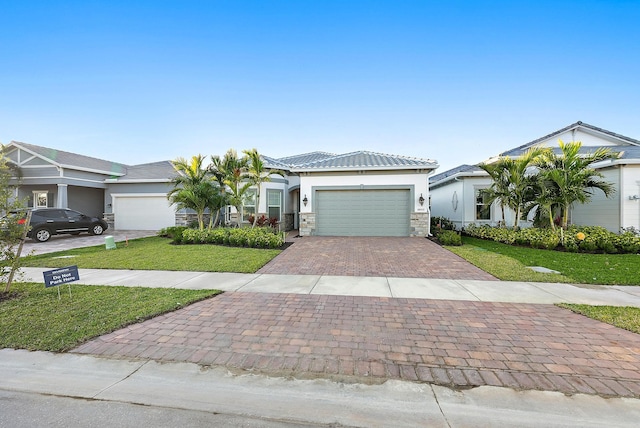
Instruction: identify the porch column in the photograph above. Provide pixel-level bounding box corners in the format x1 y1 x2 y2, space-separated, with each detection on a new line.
57 184 68 208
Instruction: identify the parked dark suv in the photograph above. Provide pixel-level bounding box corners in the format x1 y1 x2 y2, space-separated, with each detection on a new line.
23 208 108 242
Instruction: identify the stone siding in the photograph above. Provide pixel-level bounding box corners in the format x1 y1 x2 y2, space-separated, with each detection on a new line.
283 213 294 232
299 212 316 236
175 213 213 227
410 212 430 237
103 212 114 230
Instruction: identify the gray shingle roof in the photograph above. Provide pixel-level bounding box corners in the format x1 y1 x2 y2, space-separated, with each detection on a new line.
262 155 292 170
276 151 336 167
290 151 437 170
11 141 128 175
500 121 640 157
115 161 178 181
429 164 484 185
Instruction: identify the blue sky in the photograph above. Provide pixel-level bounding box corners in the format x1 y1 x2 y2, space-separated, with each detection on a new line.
1 1 638 172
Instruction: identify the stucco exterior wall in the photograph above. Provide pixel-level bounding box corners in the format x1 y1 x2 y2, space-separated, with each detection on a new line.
571 167 621 232
430 180 464 228
621 165 640 230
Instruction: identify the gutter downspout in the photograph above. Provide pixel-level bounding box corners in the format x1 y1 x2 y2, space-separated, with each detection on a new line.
619 165 624 230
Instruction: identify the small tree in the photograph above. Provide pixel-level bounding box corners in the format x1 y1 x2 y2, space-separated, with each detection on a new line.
220 149 249 226
535 141 618 229
243 149 284 228
479 147 546 228
168 155 220 230
1 144 28 293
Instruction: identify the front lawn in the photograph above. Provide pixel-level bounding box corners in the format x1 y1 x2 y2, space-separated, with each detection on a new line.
558 304 640 334
446 237 640 285
0 282 220 351
21 236 281 273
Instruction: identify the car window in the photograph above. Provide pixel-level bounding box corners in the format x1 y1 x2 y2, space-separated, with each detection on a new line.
37 209 67 219
65 210 85 220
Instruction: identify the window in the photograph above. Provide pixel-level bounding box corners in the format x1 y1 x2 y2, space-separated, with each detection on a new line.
33 191 48 208
267 190 282 221
475 189 491 220
242 189 256 222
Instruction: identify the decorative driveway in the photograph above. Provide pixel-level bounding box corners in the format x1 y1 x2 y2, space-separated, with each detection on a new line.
74 292 640 398
258 236 496 280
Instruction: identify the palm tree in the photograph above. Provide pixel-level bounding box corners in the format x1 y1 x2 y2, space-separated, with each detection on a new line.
208 154 229 227
220 149 249 226
479 147 546 228
535 140 618 229
167 155 218 230
243 149 284 227
478 161 511 226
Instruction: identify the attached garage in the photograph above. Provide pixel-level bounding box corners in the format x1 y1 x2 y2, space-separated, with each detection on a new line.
113 194 176 230
315 189 411 236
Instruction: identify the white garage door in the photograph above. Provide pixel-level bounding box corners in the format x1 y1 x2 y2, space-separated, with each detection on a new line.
114 195 176 230
315 189 411 236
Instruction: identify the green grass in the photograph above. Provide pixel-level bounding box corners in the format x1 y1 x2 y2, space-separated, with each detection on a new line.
446 236 640 285
0 282 220 351
21 236 281 273
558 304 640 334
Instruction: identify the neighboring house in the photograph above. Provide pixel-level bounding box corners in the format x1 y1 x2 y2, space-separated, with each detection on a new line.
429 122 640 232
5 141 179 231
6 142 438 236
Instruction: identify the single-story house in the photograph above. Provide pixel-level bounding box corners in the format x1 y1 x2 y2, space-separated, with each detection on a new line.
429 121 640 232
5 141 438 237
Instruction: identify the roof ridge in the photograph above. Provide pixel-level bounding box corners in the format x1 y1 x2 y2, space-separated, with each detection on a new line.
11 141 129 168
277 151 335 162
502 121 640 155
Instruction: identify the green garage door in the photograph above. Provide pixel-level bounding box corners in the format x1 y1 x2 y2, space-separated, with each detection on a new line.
315 189 411 236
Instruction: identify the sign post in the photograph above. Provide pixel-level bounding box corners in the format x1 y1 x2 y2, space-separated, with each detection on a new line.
43 266 80 299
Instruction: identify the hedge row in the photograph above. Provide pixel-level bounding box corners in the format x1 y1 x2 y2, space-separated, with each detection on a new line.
464 224 640 254
159 226 285 249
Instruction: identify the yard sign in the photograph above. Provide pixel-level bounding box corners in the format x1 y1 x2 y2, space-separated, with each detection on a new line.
43 266 80 299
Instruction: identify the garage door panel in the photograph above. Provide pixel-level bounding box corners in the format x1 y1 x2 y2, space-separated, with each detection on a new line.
316 189 410 237
114 196 175 230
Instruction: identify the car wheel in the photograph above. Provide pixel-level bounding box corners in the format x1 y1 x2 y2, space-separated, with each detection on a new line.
33 228 51 242
90 224 104 235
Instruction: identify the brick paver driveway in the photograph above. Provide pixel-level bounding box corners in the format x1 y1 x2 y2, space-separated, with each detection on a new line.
258 236 496 280
75 292 640 398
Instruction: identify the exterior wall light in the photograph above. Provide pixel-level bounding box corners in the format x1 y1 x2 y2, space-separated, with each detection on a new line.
303 195 308 206
419 194 425 206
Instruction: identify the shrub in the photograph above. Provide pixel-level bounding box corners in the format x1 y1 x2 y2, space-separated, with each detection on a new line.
246 215 279 229
177 227 285 249
158 226 188 243
437 230 462 246
431 216 456 233
464 223 640 254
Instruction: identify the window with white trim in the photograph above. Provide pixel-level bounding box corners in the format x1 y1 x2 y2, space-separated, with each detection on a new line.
33 191 48 208
267 189 282 221
242 189 256 222
475 188 491 220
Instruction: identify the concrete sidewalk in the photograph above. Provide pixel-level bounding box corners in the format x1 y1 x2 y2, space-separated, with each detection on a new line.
2 349 640 427
20 267 640 306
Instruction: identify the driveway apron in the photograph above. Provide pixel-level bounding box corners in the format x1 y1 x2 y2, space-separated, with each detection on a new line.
258 236 496 280
73 292 640 398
